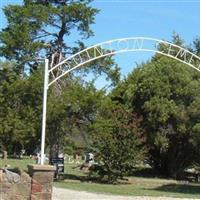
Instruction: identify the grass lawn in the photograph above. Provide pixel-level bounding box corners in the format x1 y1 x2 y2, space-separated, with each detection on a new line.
1 158 200 198
0 157 35 172
54 163 200 199
54 180 200 199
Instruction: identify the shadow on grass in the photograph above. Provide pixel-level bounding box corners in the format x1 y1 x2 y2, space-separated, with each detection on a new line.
54 172 92 183
56 172 134 185
129 167 166 178
150 183 200 195
63 173 87 181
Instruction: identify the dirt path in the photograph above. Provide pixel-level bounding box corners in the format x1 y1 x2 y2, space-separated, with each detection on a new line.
52 187 199 200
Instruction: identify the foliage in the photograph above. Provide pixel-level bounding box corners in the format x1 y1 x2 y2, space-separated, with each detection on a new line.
0 60 106 156
112 54 200 178
0 0 120 86
0 0 120 159
0 0 98 70
0 61 43 155
46 80 105 157
89 100 146 183
0 61 98 156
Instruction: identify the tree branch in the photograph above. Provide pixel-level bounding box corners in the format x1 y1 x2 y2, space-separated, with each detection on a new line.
40 29 58 37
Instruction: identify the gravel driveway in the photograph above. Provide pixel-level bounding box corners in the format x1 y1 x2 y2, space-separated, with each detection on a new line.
52 187 199 200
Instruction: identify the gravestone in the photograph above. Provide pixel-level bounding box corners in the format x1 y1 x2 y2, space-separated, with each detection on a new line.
3 151 7 160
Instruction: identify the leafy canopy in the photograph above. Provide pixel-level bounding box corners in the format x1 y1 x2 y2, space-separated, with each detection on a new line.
112 53 200 178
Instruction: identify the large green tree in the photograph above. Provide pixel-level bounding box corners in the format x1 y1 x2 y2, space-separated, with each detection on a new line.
0 0 120 158
46 79 105 158
112 53 200 178
0 61 43 155
0 0 120 85
0 60 106 157
0 0 97 71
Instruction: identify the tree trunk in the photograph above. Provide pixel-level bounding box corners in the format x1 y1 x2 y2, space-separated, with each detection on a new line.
49 130 60 161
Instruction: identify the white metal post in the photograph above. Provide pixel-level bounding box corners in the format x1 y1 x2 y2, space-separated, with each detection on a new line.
40 59 49 165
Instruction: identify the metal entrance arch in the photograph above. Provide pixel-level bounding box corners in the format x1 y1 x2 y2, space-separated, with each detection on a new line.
40 37 200 164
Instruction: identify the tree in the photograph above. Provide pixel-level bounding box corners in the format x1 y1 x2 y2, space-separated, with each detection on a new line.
46 79 105 158
89 100 146 183
0 0 97 71
0 0 120 158
0 60 107 157
112 54 200 178
0 61 43 155
0 0 120 86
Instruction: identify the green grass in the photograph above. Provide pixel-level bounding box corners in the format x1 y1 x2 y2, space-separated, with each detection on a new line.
1 158 200 198
54 180 200 199
54 163 200 199
0 157 35 172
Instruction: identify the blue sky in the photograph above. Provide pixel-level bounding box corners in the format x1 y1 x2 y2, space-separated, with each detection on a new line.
1 0 200 86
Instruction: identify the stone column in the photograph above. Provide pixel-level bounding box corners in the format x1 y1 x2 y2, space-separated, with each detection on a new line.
28 164 56 200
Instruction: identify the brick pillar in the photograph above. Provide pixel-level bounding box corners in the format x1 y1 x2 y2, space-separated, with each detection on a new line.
28 164 56 200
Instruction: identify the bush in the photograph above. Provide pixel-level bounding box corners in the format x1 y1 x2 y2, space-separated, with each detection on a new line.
90 103 146 183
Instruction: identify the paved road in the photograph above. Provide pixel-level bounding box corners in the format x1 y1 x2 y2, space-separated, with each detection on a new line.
52 187 199 200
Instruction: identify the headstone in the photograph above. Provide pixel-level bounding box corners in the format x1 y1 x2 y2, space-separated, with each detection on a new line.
86 152 94 167
36 153 48 164
3 151 7 160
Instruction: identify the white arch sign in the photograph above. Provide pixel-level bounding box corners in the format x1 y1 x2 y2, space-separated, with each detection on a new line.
40 37 200 164
48 37 200 87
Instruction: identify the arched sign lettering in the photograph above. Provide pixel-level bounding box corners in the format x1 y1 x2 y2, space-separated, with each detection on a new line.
48 37 200 87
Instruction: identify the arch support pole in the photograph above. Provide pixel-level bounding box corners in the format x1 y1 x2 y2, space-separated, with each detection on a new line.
40 59 49 165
